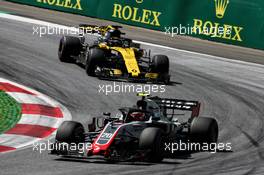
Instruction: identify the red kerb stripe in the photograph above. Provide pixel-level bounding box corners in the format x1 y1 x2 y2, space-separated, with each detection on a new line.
0 82 35 95
5 124 56 138
21 104 63 118
0 145 16 153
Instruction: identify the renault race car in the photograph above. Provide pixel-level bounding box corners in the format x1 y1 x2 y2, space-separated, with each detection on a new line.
58 25 171 84
51 93 219 162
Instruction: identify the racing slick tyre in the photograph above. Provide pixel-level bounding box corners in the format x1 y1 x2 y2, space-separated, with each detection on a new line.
151 55 169 74
58 36 81 62
86 48 105 76
151 55 170 84
189 117 219 144
55 121 85 144
139 127 164 162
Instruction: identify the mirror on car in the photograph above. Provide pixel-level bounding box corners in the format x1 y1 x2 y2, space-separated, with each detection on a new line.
88 117 96 132
88 117 107 132
97 118 105 129
103 112 111 117
171 117 179 123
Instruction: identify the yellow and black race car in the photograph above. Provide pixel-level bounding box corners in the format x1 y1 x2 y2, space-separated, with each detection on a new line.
58 25 170 84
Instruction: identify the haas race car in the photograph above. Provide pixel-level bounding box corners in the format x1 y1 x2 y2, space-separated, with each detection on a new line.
58 25 170 84
51 93 219 162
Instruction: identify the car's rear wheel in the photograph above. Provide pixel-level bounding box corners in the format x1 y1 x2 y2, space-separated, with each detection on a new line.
58 36 81 62
55 121 85 144
86 48 105 76
139 127 164 162
189 117 219 144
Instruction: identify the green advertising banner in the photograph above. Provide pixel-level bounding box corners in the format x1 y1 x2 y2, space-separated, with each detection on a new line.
6 0 96 16
96 0 264 50
5 0 264 50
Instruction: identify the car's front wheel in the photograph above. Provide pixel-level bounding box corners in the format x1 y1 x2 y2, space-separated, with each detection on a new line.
151 55 169 74
55 121 85 144
86 48 105 76
139 127 164 162
151 55 170 84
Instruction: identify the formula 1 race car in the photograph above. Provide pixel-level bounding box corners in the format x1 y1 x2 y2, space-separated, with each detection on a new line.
58 25 170 84
51 93 219 162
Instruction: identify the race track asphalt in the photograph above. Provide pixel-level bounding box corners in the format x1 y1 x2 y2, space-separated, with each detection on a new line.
1 12 264 175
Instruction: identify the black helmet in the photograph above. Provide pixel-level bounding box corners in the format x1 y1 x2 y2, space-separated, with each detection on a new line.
137 100 147 110
105 29 121 39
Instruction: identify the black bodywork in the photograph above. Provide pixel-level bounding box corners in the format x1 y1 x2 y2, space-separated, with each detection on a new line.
51 94 218 162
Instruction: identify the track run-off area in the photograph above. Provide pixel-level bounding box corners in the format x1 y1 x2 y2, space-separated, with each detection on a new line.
0 12 264 175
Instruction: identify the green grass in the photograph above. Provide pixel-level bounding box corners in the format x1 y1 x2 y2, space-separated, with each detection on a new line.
0 11 9 14
0 90 21 134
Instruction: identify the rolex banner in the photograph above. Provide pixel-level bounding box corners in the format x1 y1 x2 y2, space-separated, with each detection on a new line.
5 0 264 50
5 0 97 16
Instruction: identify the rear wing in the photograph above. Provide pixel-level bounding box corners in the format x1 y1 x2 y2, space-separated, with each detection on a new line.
149 97 201 118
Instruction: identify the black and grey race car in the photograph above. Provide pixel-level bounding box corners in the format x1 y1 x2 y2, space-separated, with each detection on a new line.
51 93 218 162
58 25 171 84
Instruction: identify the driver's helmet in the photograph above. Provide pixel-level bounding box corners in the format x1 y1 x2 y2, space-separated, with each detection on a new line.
104 29 121 40
128 111 146 121
137 100 147 110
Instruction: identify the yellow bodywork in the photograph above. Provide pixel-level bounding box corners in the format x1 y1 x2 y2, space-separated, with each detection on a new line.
112 69 122 75
112 47 140 77
98 43 140 77
145 73 159 79
79 25 164 81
